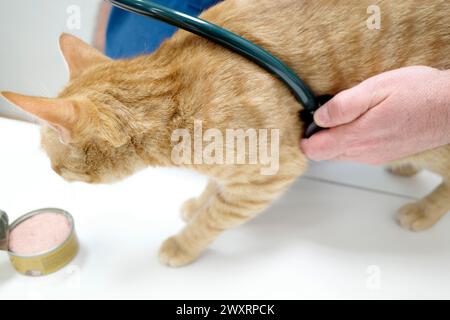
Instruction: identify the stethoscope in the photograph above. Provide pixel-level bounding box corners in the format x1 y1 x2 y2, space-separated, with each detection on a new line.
107 0 331 138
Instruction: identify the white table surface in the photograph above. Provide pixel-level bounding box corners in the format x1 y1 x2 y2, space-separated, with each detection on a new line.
0 117 449 300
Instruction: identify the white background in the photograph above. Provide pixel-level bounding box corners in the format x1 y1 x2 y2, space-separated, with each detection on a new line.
1 0 449 300
0 0 100 121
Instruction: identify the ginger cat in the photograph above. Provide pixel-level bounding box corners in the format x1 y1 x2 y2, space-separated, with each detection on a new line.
2 0 449 267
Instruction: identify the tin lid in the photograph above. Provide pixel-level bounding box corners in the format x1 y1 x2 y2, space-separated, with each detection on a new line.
0 210 9 251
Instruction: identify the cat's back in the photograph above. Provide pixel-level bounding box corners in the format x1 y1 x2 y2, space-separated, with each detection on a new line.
201 0 450 94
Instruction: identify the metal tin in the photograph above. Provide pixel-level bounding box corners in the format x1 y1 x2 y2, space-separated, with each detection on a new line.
0 210 8 251
4 208 79 277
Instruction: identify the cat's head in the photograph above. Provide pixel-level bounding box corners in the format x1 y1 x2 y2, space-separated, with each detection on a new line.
1 34 145 184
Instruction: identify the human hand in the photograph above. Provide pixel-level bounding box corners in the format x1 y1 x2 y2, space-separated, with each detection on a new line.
301 66 450 164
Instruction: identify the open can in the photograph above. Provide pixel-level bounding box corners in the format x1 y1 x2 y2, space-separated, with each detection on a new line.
0 208 79 276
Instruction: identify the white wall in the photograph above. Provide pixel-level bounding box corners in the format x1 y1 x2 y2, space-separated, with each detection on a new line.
0 0 101 121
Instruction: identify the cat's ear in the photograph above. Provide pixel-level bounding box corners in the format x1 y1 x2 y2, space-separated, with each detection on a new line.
1 91 79 144
59 33 111 79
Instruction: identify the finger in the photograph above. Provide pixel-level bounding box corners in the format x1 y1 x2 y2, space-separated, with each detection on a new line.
314 78 388 128
300 129 345 161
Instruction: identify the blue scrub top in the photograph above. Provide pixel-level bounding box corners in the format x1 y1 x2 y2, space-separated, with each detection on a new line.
106 0 221 59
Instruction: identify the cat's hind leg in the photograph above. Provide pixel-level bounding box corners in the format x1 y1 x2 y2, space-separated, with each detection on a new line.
396 149 450 231
397 181 450 231
160 174 298 267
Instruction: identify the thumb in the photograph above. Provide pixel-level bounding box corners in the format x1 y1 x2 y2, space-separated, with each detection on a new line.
314 78 388 128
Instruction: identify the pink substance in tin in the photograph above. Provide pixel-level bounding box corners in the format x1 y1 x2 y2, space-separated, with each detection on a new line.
9 213 71 255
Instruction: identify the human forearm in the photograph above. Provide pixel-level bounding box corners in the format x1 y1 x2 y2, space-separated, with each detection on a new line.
93 2 112 52
441 70 450 145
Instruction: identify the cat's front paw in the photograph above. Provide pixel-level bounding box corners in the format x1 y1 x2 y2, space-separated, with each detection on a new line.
158 236 200 267
397 202 439 231
180 198 199 222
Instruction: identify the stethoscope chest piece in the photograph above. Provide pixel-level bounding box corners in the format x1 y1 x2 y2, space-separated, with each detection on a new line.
302 95 333 138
